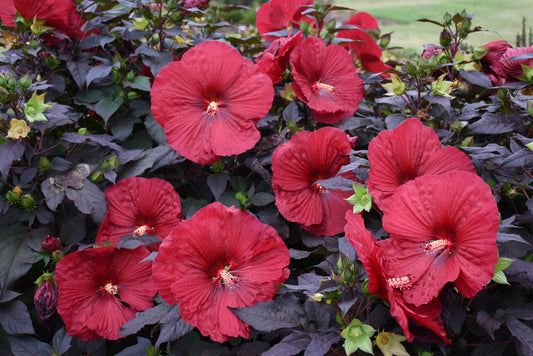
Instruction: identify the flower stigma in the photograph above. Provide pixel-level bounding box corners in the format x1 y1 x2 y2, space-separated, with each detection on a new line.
206 101 218 117
215 265 236 286
133 225 153 237
102 282 118 296
424 239 452 255
387 276 413 290
313 81 335 92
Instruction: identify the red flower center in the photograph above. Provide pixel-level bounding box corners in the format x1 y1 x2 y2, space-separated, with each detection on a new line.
102 282 118 296
313 183 327 194
424 239 452 255
387 276 413 290
214 265 237 286
133 225 153 236
312 81 335 92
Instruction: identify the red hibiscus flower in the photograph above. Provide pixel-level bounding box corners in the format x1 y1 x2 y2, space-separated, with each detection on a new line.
272 127 361 236
290 36 364 124
345 211 450 343
479 41 513 86
500 46 533 82
150 41 274 165
95 177 183 249
152 202 290 342
256 0 312 41
379 171 499 307
0 0 86 38
336 12 393 77
256 31 303 84
366 118 475 210
55 246 156 341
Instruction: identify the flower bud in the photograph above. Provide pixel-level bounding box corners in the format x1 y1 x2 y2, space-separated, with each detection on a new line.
443 12 452 26
90 170 104 183
405 60 418 76
42 235 61 253
5 190 20 204
77 127 88 136
19 194 36 211
439 29 452 47
19 73 32 90
34 278 57 320
39 156 52 171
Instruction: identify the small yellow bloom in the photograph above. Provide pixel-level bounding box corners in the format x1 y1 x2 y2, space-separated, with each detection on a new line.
7 119 30 139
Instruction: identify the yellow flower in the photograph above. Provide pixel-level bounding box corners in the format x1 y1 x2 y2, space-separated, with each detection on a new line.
7 119 30 139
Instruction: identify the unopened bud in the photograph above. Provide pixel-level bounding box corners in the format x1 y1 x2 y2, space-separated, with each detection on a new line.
39 156 52 171
19 194 36 211
42 235 61 253
439 29 452 47
34 278 57 320
405 61 418 76
19 73 32 90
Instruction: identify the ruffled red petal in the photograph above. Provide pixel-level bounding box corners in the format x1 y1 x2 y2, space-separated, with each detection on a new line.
381 172 499 306
55 246 155 341
367 118 475 210
256 0 311 41
272 127 358 236
95 177 182 248
153 203 290 342
151 41 274 165
290 37 364 124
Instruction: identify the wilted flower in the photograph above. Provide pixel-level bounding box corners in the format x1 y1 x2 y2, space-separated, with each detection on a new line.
151 41 274 165
152 202 290 342
55 246 156 341
7 118 30 139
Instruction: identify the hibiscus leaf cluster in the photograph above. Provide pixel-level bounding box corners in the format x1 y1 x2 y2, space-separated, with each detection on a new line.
0 1 532 355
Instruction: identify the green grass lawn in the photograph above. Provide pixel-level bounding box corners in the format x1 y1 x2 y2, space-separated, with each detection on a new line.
332 0 532 54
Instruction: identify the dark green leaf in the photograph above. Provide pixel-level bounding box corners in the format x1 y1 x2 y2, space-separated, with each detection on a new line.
124 76 151 92
416 18 444 26
156 304 194 349
459 69 492 88
230 298 306 332
66 59 91 88
207 173 230 201
0 300 35 335
65 179 107 224
115 337 152 356
52 327 72 355
304 299 330 330
0 226 46 298
262 332 310 356
8 336 52 356
120 303 174 336
0 140 26 178
86 62 119 87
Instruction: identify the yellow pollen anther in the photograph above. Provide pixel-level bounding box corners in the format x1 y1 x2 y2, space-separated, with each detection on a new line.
217 265 236 286
424 239 451 254
103 283 118 295
206 101 218 117
133 225 152 237
313 81 335 92
387 276 413 290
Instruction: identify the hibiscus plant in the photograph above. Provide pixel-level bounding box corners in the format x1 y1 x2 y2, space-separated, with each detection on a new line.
0 0 532 355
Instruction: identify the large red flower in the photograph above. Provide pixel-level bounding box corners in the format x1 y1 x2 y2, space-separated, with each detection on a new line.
151 41 274 165
479 40 513 86
152 202 290 343
500 46 533 82
256 31 303 84
290 36 364 124
255 0 312 41
336 12 393 77
345 211 450 343
55 246 156 341
95 177 183 249
366 118 476 210
0 0 86 38
379 171 499 307
272 127 361 236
